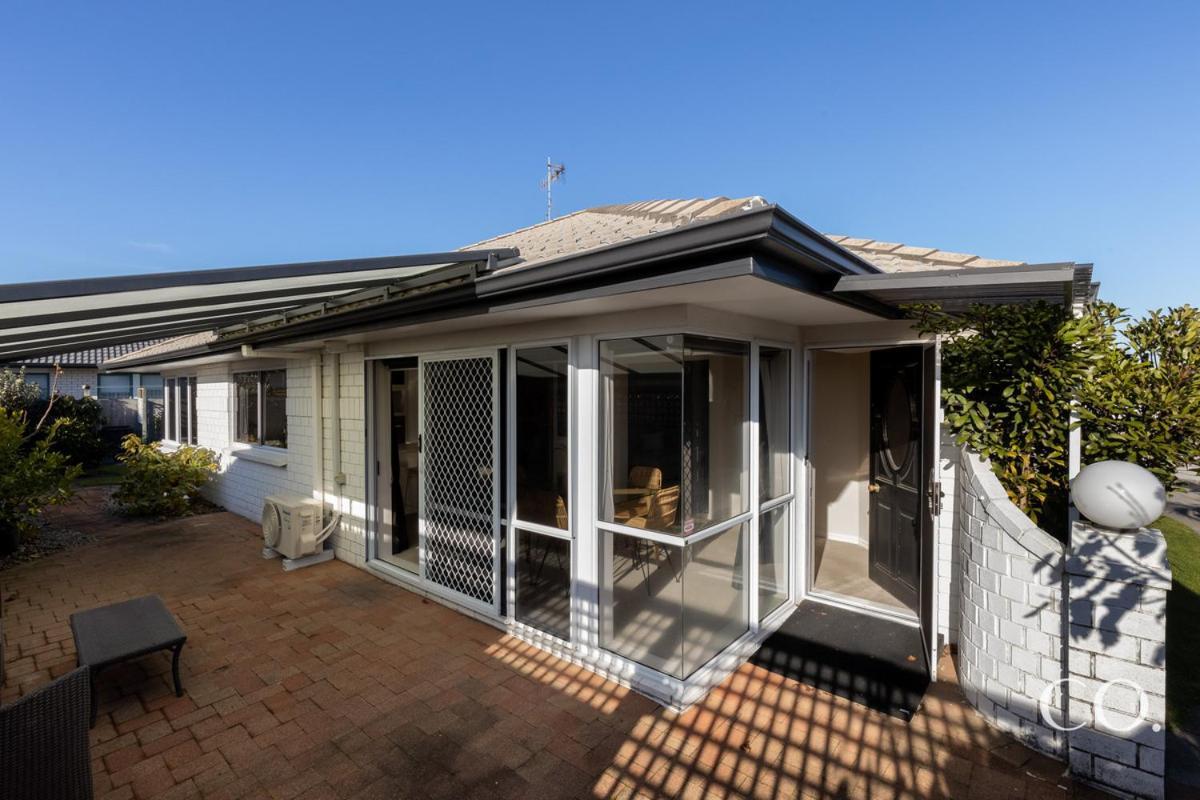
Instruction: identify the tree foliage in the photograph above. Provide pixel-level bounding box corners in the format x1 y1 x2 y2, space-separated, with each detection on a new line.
911 302 1200 533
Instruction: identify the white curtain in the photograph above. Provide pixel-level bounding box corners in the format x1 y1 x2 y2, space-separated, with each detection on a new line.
759 351 790 501
599 368 615 521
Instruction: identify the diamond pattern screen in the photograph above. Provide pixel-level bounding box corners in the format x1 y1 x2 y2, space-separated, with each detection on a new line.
422 356 497 606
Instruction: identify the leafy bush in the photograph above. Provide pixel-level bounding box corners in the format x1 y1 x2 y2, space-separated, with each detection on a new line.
0 410 80 554
0 367 43 412
112 435 219 517
27 394 107 467
912 302 1200 533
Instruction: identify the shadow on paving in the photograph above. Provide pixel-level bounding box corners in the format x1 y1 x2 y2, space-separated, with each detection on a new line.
0 488 1109 799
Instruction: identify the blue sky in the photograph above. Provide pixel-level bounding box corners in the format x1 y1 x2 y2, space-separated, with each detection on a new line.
1 2 1196 314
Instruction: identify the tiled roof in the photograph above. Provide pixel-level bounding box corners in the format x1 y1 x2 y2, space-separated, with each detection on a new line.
463 197 769 269
8 339 170 368
110 196 1028 364
102 332 217 367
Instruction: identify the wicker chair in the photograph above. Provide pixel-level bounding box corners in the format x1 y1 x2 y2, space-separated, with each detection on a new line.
0 666 94 800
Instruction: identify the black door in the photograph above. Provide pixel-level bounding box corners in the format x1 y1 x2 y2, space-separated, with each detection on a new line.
868 347 923 615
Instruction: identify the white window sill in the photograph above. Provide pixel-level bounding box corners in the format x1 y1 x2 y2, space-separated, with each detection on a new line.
226 444 288 468
159 440 181 452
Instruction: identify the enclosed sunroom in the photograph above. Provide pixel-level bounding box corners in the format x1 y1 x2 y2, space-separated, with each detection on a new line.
50 196 1094 709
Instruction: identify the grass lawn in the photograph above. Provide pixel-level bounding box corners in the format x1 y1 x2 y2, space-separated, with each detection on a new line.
74 462 126 487
1159 515 1200 729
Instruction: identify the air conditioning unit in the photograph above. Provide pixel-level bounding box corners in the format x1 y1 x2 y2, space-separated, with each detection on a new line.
261 495 323 560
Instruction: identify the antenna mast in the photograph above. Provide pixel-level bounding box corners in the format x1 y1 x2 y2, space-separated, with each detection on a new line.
541 157 566 220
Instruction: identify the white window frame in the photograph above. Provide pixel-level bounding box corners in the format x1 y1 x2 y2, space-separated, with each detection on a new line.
233 368 287 450
505 340 575 646
163 375 198 445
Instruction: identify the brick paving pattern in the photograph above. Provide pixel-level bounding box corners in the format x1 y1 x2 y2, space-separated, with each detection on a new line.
1 489 1109 799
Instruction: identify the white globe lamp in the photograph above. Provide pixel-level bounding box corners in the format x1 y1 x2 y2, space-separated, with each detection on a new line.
1070 461 1167 531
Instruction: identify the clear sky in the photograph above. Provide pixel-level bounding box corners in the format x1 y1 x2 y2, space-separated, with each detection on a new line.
1 2 1197 315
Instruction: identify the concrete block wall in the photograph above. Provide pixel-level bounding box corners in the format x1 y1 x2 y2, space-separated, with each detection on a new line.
1066 522 1171 800
955 446 1067 757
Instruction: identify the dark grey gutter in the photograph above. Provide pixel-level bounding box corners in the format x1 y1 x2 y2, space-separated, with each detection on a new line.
0 249 518 303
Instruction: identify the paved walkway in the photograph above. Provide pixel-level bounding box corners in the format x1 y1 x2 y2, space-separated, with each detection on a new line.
0 489 1106 799
1167 468 1200 532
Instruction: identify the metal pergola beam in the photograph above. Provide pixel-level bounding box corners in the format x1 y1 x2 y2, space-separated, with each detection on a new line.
0 249 516 362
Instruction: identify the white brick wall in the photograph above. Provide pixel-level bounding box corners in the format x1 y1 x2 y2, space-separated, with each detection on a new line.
1066 522 1170 800
168 361 311 522
955 446 1067 757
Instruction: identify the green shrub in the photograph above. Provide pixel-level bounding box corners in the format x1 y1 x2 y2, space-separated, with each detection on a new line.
27 395 107 467
912 302 1200 533
0 410 80 554
112 435 219 517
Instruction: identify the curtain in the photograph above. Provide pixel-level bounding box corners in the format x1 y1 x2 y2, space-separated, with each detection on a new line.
599 368 615 521
759 351 790 501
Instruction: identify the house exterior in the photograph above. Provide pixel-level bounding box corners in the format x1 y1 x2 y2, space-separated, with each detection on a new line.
4 343 164 400
93 197 1098 715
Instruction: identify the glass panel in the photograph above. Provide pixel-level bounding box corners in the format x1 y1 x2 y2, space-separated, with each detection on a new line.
98 373 133 399
600 524 748 679
189 377 198 445
515 529 570 639
262 369 287 447
600 336 683 534
515 346 569 529
165 378 176 441
384 366 420 573
681 336 748 533
177 377 190 443
601 529 684 676
758 504 789 620
682 523 748 674
141 374 164 400
235 372 259 444
27 372 50 397
759 346 791 502
884 375 912 470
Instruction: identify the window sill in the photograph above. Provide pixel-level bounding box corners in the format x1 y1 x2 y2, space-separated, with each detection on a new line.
226 444 288 468
159 440 181 453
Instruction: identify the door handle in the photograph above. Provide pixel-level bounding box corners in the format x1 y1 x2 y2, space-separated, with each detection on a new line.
868 483 881 493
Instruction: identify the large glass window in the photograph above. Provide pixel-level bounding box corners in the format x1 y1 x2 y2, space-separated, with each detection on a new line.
98 373 133 399
600 524 747 679
27 372 50 397
599 335 748 536
235 370 286 447
515 346 569 528
759 346 791 502
141 374 164 400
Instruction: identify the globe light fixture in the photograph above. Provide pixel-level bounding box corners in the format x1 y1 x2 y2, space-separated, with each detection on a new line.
1070 461 1167 531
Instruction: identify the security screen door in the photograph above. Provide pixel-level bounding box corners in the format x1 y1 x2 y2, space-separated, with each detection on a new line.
419 352 501 615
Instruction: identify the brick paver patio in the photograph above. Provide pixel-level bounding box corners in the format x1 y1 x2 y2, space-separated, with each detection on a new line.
1 489 1107 799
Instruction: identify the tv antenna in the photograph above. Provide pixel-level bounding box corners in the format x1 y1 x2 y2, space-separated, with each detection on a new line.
541 158 566 220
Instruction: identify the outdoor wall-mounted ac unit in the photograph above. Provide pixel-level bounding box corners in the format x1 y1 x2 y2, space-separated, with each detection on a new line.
261 495 323 560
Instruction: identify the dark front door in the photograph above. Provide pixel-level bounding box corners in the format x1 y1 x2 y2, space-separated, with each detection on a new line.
868 347 923 615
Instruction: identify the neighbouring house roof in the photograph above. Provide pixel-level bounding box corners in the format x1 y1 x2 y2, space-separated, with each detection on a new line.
5 340 169 369
59 196 1090 369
